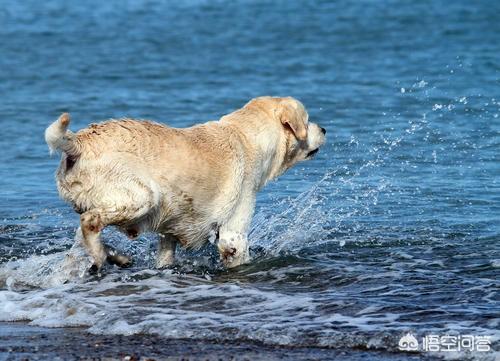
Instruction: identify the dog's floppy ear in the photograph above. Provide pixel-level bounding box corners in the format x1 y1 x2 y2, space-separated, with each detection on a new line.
275 98 308 142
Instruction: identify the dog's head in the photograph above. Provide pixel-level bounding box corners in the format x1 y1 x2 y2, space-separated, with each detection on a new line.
274 96 326 163
242 96 326 178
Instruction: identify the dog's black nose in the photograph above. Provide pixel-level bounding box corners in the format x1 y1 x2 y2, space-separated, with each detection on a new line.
321 127 326 134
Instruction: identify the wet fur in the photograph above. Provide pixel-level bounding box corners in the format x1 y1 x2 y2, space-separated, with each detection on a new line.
45 97 326 269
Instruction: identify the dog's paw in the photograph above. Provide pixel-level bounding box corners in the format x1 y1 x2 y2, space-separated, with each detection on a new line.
88 264 100 275
155 257 175 269
217 232 250 269
107 253 133 268
105 246 132 268
81 212 103 234
88 252 107 275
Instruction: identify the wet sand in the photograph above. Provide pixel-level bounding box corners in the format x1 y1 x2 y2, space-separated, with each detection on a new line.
0 322 425 361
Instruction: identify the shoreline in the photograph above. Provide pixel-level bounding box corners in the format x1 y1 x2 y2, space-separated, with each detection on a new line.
0 322 423 360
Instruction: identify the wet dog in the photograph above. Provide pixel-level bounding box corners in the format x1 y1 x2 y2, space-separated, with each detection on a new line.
45 96 326 270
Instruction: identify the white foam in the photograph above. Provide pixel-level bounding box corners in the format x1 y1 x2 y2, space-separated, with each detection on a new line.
0 244 92 290
0 261 403 348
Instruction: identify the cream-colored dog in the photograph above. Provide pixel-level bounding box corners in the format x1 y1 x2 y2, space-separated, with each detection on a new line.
45 96 326 270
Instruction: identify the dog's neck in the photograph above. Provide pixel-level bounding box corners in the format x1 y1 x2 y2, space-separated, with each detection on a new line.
220 109 286 190
251 125 286 189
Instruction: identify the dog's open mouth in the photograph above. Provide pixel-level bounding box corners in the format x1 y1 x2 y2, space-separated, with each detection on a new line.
307 148 319 158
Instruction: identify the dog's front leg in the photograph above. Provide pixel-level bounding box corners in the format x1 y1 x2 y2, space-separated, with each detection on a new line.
217 231 250 268
217 195 255 268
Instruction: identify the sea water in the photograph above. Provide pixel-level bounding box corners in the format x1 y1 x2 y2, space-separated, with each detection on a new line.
0 0 498 359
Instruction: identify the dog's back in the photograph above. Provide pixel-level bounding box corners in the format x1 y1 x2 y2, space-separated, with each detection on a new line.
45 114 238 250
46 115 166 225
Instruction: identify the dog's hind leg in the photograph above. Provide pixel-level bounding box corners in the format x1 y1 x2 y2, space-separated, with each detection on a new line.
79 205 152 270
156 233 177 268
72 166 162 271
80 210 108 270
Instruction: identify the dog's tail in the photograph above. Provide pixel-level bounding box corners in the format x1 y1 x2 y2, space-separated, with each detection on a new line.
45 113 77 155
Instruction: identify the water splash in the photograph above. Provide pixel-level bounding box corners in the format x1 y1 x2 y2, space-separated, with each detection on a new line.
250 102 435 256
0 243 92 290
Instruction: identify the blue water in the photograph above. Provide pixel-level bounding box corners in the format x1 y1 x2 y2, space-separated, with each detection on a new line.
0 0 498 359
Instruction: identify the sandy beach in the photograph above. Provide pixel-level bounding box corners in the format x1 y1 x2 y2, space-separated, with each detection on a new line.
0 322 427 361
